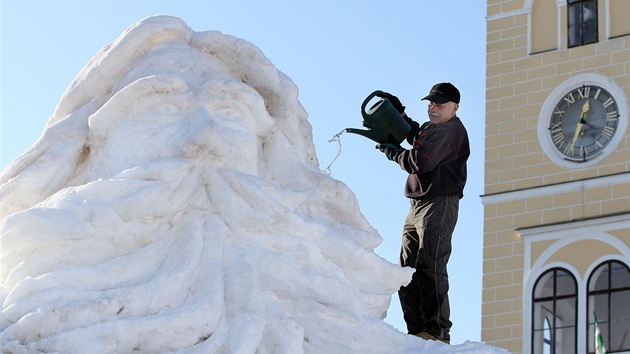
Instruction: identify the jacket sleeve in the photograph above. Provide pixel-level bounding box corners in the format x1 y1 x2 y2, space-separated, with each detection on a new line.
396 125 456 175
403 116 420 146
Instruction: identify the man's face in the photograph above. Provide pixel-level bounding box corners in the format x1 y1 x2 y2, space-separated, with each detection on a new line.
427 101 458 125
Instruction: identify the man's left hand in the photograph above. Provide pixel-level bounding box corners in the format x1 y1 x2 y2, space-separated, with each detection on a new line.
376 143 405 162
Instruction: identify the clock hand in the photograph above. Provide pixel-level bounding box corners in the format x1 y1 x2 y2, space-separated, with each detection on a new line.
568 100 590 152
578 100 589 135
581 100 590 116
568 127 580 152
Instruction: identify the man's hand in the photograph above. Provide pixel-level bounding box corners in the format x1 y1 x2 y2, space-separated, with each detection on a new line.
376 143 405 162
375 92 406 114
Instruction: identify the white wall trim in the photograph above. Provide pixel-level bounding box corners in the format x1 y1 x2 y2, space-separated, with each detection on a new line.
480 172 629 206
486 8 530 22
605 0 611 39
556 0 565 50
518 212 630 239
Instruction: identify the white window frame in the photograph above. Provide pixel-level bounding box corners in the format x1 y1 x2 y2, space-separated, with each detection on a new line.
520 213 630 354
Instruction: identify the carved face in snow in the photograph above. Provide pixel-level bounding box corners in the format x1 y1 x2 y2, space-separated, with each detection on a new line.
83 42 275 179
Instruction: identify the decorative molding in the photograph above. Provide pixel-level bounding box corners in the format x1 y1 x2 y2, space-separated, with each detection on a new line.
480 172 630 205
517 212 630 239
486 8 530 22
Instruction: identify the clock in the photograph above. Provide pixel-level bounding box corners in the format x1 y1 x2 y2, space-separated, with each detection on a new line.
548 84 620 162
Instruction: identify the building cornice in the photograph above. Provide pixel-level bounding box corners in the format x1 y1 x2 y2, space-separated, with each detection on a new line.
486 9 529 22
517 211 630 238
480 171 630 205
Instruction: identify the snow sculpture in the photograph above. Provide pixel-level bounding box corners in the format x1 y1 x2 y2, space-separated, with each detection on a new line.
0 15 510 354
0 15 413 353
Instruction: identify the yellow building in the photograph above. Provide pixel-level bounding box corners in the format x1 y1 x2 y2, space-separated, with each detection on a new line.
482 1 630 353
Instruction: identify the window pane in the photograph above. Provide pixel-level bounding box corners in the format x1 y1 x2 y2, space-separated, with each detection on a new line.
557 297 577 353
591 294 609 322
611 291 630 351
557 271 576 296
591 264 610 292
543 318 552 354
583 1 597 21
534 300 555 331
557 297 577 327
583 2 598 44
568 5 582 47
557 323 577 353
535 271 555 299
611 262 630 289
587 322 596 353
532 304 553 353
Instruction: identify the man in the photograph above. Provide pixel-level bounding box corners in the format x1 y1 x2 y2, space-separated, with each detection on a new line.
376 83 470 344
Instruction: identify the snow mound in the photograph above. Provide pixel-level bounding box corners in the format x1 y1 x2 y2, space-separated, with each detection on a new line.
0 15 509 354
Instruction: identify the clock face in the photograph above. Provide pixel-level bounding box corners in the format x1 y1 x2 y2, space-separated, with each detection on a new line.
549 85 620 162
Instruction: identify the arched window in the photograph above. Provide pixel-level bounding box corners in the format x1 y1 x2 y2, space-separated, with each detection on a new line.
587 260 630 353
532 268 578 354
568 0 598 47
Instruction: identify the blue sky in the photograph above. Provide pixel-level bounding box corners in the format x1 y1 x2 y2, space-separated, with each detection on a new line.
1 1 487 344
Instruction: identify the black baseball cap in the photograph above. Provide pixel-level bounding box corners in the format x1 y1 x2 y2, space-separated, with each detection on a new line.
421 82 460 104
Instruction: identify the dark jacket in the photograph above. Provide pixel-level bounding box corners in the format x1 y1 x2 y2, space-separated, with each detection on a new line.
396 116 469 199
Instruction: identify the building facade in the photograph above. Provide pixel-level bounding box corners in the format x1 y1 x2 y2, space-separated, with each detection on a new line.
482 1 630 353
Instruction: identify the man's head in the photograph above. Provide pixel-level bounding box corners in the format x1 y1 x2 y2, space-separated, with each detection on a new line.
421 82 460 104
422 82 460 125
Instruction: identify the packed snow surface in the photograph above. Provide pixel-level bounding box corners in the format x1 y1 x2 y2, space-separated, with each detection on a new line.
0 15 509 354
